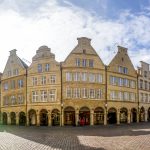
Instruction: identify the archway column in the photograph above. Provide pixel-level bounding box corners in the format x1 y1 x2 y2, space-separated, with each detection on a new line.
137 109 139 123
36 111 40 126
48 111 51 126
145 109 148 122
16 112 19 125
75 109 79 126
127 110 131 124
90 109 94 126
61 109 64 126
7 113 11 125
26 112 29 126
117 109 120 125
104 109 107 125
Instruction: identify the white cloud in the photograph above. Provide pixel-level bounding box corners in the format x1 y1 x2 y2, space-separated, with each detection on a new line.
0 0 150 72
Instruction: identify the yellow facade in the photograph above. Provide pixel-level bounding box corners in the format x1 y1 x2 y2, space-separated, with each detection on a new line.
0 37 150 126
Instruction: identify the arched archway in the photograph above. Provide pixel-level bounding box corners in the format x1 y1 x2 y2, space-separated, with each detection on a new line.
40 109 48 126
120 108 128 123
139 107 145 122
10 112 16 125
94 107 104 125
108 108 117 124
28 109 36 126
64 106 75 126
131 108 137 123
19 112 26 126
79 107 90 126
3 112 7 125
51 109 60 126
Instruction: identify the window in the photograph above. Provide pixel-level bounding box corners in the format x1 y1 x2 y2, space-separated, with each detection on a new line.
118 66 128 74
4 82 8 90
45 64 50 72
118 92 123 100
96 74 102 83
75 58 80 67
3 96 9 106
144 71 147 78
118 78 124 86
50 75 56 84
81 72 87 81
41 90 47 102
8 70 11 77
11 95 16 105
89 89 95 99
18 95 23 104
66 87 72 98
130 93 135 101
124 92 129 101
124 78 129 87
32 91 38 102
145 81 148 90
82 59 87 67
141 93 144 102
110 76 117 85
140 80 143 89
130 80 135 88
89 73 95 82
41 76 46 85
66 72 72 81
38 64 42 73
73 88 80 98
32 77 37 86
13 69 19 76
89 59 94 67
11 80 15 89
74 72 80 81
18 79 23 88
110 91 117 100
145 94 148 103
97 89 103 99
82 88 88 98
49 89 56 101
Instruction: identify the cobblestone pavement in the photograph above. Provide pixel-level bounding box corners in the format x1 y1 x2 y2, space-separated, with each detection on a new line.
0 123 150 150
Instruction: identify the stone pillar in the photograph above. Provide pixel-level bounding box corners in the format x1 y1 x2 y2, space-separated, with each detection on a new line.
117 109 120 125
16 112 19 125
48 111 51 126
137 109 139 123
61 109 64 126
104 109 107 125
26 114 29 126
128 110 131 124
90 109 94 126
36 111 40 126
75 109 79 126
145 110 148 122
7 113 11 125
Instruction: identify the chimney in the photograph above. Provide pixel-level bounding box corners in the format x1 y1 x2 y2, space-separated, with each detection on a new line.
117 46 127 54
77 37 91 46
9 49 17 56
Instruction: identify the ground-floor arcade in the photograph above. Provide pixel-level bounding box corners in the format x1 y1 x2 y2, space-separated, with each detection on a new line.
1 105 150 126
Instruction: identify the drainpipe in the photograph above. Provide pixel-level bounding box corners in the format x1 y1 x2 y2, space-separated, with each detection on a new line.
60 62 63 126
137 72 140 123
25 68 28 126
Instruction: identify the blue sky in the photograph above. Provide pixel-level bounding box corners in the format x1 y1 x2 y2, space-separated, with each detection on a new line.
0 0 150 71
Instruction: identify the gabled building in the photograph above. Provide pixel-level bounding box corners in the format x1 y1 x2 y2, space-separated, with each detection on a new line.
1 49 28 125
107 46 138 124
61 37 106 126
27 46 61 126
138 61 150 122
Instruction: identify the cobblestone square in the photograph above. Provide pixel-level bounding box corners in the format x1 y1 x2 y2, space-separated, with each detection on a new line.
0 123 150 150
